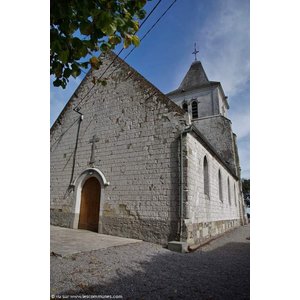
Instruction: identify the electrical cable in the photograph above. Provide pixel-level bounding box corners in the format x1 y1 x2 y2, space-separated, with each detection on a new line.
73 0 163 111
75 0 177 111
51 0 177 149
122 0 177 62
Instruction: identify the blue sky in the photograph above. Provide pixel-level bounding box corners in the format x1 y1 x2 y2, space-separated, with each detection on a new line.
50 0 250 178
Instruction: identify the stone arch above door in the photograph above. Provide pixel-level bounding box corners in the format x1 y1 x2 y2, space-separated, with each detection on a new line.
72 168 109 230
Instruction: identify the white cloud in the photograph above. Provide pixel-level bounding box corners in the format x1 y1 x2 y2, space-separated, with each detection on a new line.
169 1 249 98
237 138 250 179
229 106 250 140
195 0 250 178
166 0 250 178
197 0 250 97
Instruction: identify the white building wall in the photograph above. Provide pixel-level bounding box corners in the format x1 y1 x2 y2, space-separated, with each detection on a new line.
50 51 188 245
217 87 228 117
183 133 241 245
50 52 244 246
168 88 215 118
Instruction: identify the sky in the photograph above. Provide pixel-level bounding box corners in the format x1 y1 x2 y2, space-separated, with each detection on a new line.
50 0 250 178
3 1 300 297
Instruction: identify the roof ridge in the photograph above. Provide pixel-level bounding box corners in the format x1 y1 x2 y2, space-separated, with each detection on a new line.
105 50 185 115
51 50 185 132
166 81 220 96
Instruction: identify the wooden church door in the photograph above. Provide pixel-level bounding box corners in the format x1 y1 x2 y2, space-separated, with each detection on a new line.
78 177 101 232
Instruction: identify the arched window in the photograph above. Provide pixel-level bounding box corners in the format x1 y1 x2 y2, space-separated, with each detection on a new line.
227 177 231 205
192 101 198 119
182 102 188 112
234 183 237 206
218 170 223 202
203 156 209 197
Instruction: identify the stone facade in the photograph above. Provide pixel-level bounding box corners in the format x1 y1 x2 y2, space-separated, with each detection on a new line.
50 51 246 246
168 84 227 119
51 51 189 245
192 115 239 175
166 61 239 177
182 132 242 245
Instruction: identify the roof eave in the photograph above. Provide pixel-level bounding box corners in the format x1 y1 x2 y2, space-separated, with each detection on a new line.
167 81 221 97
184 124 239 180
51 50 186 133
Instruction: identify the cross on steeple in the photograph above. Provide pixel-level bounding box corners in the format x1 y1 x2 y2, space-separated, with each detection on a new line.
89 134 99 166
192 42 199 61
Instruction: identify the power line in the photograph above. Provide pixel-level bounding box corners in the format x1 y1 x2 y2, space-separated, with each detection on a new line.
76 0 177 111
122 0 177 62
92 0 163 81
51 0 178 165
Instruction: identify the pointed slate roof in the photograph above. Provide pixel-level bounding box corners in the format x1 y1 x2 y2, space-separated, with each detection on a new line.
167 60 229 109
178 60 209 91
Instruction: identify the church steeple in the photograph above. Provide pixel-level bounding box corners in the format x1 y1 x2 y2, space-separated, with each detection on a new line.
178 59 209 91
166 44 228 118
166 46 239 176
177 43 209 91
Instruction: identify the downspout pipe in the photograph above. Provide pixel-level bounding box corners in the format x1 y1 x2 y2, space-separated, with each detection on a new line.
179 132 184 241
179 126 191 241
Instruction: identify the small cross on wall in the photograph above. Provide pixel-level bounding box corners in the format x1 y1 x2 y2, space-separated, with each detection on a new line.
89 134 99 166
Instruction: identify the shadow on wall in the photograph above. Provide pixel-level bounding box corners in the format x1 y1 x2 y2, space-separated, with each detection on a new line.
167 138 181 242
54 242 250 300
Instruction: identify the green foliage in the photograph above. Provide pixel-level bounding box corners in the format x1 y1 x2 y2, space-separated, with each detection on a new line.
50 0 149 88
242 179 250 194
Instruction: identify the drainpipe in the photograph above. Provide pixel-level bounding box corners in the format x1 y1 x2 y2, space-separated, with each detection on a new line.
179 126 191 241
179 132 184 241
179 112 192 241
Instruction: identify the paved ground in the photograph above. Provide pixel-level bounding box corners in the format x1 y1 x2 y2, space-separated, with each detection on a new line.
51 224 250 300
51 226 142 256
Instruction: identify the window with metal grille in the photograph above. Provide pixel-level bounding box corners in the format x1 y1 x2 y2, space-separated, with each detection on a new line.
192 101 198 118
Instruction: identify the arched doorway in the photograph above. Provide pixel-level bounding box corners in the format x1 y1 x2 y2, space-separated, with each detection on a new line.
78 177 101 232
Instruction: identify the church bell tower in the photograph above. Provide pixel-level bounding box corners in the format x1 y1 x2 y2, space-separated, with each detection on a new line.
166 44 241 177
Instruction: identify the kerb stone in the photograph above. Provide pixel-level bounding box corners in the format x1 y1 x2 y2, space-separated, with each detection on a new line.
168 241 188 253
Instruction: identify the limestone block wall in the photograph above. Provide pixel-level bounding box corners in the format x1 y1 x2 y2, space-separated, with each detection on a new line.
183 133 242 245
192 115 238 176
50 52 188 245
217 87 228 118
168 87 220 118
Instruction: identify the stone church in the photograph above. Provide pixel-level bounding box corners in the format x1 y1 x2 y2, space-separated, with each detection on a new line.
50 50 247 246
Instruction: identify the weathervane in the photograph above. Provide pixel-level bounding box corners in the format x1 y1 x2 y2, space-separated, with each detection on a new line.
192 42 199 61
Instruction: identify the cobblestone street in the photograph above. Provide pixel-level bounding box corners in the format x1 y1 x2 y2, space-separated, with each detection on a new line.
51 224 250 300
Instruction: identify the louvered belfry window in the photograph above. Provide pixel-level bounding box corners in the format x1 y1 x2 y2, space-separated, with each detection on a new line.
182 102 188 112
192 101 198 118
